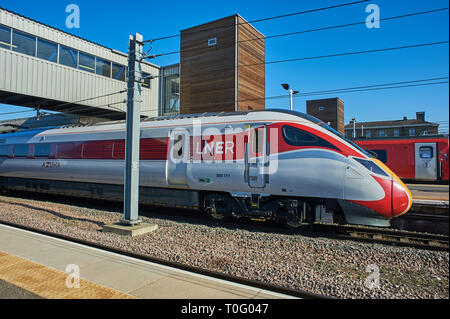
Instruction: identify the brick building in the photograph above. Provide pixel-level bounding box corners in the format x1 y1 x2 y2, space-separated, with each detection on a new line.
345 112 439 139
306 98 344 135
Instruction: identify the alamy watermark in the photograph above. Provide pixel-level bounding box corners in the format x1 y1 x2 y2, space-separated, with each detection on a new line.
364 264 380 289
65 4 80 29
366 4 380 29
65 264 80 289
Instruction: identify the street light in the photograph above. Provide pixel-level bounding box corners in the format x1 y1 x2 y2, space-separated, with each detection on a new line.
281 83 299 111
352 118 356 139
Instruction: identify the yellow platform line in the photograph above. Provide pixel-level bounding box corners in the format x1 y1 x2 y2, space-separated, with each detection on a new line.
0 251 134 299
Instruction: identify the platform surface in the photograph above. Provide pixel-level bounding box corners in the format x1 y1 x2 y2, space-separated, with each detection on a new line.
407 184 449 201
0 224 293 299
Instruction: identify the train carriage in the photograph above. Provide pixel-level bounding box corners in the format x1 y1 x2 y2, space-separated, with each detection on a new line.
0 110 412 228
355 136 449 183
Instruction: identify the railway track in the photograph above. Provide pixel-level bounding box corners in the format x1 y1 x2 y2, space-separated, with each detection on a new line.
0 219 329 299
2 191 449 252
312 223 449 251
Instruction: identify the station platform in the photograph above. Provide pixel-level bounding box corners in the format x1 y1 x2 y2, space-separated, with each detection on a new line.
0 224 293 299
407 184 449 201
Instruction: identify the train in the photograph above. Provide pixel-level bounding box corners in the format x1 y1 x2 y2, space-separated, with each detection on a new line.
0 110 412 228
355 136 449 183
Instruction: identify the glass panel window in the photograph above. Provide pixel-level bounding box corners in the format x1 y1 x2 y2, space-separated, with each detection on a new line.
142 72 151 88
112 63 126 81
34 144 51 158
378 130 385 137
419 146 433 159
252 127 265 155
0 145 10 157
37 38 57 62
163 75 180 115
282 125 318 145
409 128 415 136
96 58 111 77
366 130 371 138
59 45 78 68
78 52 95 73
12 30 36 56
354 158 389 177
14 144 29 157
393 129 399 137
0 25 11 49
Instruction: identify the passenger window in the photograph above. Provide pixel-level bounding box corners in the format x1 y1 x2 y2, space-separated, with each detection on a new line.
0 145 10 157
34 144 51 158
252 127 265 154
419 146 433 158
14 144 29 157
172 134 185 160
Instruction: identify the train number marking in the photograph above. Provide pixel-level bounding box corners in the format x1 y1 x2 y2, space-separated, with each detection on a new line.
42 162 60 169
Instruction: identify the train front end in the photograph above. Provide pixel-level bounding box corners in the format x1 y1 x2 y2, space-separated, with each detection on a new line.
341 155 413 227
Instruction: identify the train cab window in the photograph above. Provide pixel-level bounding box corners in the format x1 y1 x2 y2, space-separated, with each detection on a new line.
354 158 389 177
282 125 317 146
371 149 388 163
0 145 9 157
419 146 433 158
13 144 29 158
34 144 51 158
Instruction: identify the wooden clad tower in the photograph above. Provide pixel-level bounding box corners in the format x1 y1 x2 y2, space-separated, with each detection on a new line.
180 14 265 114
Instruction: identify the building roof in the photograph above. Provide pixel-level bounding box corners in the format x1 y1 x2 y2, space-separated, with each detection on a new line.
181 13 265 37
344 118 439 129
0 6 160 68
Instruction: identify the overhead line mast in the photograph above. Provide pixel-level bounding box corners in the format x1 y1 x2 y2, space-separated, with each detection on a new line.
122 33 144 225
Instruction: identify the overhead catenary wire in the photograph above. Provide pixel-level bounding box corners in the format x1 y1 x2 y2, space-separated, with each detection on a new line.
2 77 447 126
138 39 450 82
200 40 449 75
149 7 449 58
146 0 371 42
171 77 448 109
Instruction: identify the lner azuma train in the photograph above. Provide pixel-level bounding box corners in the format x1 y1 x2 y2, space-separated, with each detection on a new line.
0 110 412 228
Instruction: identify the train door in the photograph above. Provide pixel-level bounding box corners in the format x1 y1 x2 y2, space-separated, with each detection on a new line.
166 129 189 187
246 125 268 188
414 142 437 180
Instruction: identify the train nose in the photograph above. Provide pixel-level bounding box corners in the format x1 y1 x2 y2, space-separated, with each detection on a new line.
371 158 412 217
391 179 412 217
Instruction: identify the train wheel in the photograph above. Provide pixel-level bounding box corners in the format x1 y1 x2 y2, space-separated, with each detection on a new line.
286 219 303 229
206 206 227 222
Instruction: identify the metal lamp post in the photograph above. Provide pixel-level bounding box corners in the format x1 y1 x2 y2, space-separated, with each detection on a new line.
281 83 299 111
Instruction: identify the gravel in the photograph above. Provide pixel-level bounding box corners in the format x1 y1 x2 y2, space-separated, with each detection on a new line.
0 193 448 299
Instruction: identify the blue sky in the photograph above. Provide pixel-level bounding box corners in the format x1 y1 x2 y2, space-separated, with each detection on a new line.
0 0 448 130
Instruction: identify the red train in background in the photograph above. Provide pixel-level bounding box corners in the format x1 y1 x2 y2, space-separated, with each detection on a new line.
355 135 449 183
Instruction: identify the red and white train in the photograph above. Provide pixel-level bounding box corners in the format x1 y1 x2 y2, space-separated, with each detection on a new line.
355 136 449 183
0 110 412 227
